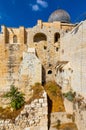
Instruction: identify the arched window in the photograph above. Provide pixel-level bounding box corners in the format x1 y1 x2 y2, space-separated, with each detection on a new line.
54 33 60 43
33 33 47 42
13 35 17 43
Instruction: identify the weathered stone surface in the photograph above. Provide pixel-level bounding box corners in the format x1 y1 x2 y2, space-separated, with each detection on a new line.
0 18 86 130
0 92 48 130
0 20 74 92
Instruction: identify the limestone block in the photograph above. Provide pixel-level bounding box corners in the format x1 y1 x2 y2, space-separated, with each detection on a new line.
42 102 47 107
36 103 41 107
34 99 39 103
29 120 35 126
39 99 44 103
31 103 35 108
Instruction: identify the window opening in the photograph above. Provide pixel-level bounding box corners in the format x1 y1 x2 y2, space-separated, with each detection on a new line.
44 46 47 50
13 35 17 43
54 33 60 43
48 70 52 74
56 47 59 51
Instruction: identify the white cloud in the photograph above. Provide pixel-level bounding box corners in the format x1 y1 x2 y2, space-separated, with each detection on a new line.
29 0 48 11
32 4 40 11
37 0 48 8
29 4 40 11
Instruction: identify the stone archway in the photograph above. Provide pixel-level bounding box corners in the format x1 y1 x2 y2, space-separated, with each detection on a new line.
33 33 47 42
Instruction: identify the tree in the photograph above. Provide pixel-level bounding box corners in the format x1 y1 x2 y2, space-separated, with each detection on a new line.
4 85 25 110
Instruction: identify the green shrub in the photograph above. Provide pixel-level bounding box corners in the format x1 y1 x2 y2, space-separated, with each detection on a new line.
4 85 25 110
63 91 76 102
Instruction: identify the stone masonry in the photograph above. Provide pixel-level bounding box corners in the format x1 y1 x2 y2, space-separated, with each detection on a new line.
0 20 75 92
0 91 48 130
0 20 86 96
0 14 86 130
19 48 42 86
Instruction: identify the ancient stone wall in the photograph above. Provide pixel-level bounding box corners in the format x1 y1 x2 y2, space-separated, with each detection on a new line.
74 104 86 130
60 20 86 96
0 18 86 130
73 94 86 130
50 94 86 130
18 48 42 94
0 91 48 130
0 26 27 91
0 20 86 97
27 23 61 82
50 112 72 128
0 20 75 90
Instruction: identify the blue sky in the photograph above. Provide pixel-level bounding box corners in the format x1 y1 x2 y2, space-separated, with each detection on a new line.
0 0 86 28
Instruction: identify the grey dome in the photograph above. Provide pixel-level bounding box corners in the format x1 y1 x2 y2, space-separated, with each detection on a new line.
48 9 71 23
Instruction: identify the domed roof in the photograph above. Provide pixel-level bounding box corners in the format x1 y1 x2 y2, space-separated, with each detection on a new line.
48 9 71 23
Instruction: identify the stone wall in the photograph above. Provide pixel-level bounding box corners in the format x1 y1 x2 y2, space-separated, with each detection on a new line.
73 94 86 130
75 108 86 130
0 91 48 130
0 18 86 130
60 20 86 96
0 20 75 90
0 26 27 91
50 112 72 128
26 20 75 83
19 48 42 88
50 94 86 130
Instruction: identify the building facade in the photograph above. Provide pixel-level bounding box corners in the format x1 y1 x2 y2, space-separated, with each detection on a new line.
0 9 86 96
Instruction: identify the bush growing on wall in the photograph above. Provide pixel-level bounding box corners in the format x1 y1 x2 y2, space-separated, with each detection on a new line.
63 91 76 102
4 85 25 110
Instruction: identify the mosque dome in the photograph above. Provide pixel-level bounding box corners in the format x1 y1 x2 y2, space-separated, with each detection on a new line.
48 9 71 23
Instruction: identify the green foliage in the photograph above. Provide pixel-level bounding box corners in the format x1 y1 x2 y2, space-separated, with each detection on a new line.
4 85 25 110
63 91 76 102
